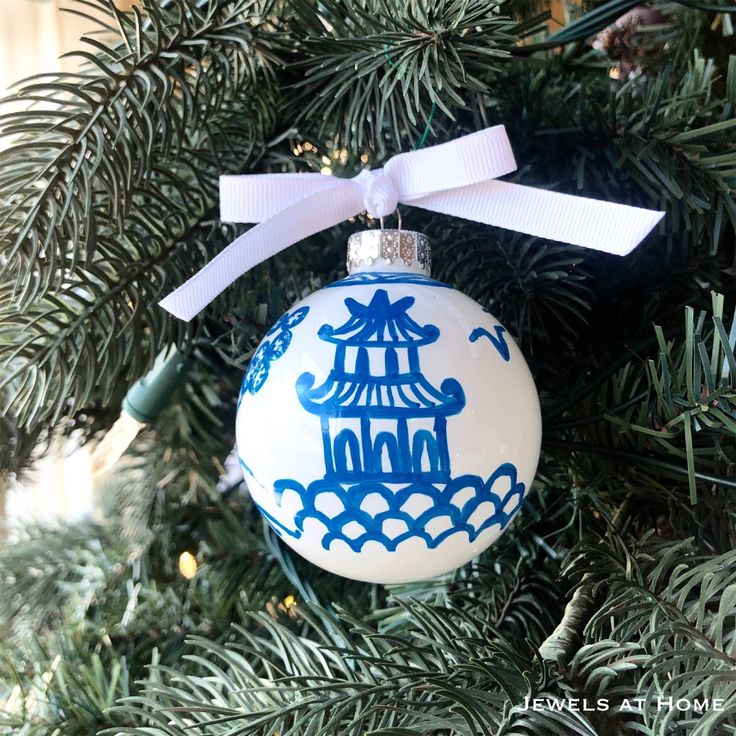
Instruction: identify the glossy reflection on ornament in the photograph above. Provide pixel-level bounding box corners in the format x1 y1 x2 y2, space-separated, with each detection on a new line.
237 230 541 583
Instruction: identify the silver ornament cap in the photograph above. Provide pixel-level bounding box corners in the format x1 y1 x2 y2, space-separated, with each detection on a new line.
346 229 431 276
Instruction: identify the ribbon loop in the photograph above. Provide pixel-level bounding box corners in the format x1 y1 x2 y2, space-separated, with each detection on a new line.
160 125 665 322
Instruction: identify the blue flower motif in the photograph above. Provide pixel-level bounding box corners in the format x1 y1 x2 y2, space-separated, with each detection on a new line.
241 306 310 397
266 306 309 336
244 348 269 394
269 330 292 360
280 306 309 330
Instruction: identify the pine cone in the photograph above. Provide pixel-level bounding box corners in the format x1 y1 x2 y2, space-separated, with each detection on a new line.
592 5 668 78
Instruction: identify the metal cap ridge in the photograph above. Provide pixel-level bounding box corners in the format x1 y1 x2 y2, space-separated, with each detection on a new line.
346 229 431 276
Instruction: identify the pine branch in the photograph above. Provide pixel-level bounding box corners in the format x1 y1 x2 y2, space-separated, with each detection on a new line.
375 555 563 646
0 400 46 476
0 95 278 430
0 0 282 305
0 635 143 735
429 228 591 350
0 521 124 637
569 536 736 733
545 294 736 511
0 0 282 432
611 52 736 255
488 48 736 257
108 601 542 735
287 0 516 153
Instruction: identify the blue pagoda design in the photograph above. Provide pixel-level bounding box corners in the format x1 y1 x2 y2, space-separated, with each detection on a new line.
251 288 528 553
295 289 465 485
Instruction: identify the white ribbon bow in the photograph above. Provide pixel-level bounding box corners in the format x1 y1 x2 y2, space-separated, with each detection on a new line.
160 125 664 321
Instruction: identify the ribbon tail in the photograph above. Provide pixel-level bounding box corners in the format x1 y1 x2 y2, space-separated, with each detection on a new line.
160 183 364 321
410 180 664 256
219 173 343 222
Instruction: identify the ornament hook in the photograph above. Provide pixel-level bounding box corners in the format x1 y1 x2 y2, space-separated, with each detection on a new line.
379 206 403 233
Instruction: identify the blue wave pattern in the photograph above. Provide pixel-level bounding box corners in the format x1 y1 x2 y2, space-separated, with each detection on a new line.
325 272 452 288
269 464 525 551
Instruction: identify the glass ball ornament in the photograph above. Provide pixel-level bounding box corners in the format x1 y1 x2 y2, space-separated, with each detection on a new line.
236 230 541 583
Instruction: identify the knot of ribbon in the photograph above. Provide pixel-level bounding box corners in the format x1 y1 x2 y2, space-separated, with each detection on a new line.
356 170 399 219
160 125 664 321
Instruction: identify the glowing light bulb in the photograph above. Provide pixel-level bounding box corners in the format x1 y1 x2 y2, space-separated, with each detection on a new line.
91 410 145 476
178 551 198 579
91 347 191 475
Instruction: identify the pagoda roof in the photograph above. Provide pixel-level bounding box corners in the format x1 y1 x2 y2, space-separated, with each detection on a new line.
296 371 465 418
318 289 439 347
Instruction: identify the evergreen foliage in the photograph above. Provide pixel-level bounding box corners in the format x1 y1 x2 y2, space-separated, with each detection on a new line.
1 0 735 734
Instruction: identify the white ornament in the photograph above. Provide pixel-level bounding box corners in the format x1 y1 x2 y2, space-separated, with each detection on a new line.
236 231 541 584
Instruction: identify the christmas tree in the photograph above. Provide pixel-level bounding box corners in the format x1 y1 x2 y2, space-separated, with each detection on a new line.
1 0 736 733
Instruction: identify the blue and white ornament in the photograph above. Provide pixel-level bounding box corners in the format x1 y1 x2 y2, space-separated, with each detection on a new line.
160 126 662 581
237 230 541 583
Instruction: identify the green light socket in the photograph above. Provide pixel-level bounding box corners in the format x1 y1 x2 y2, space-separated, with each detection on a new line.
122 348 192 424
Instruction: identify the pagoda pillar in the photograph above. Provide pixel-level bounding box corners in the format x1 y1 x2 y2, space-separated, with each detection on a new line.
397 418 410 473
321 417 335 477
361 416 373 475
434 416 451 475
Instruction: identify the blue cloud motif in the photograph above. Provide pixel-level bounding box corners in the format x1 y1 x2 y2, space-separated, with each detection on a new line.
240 306 309 400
